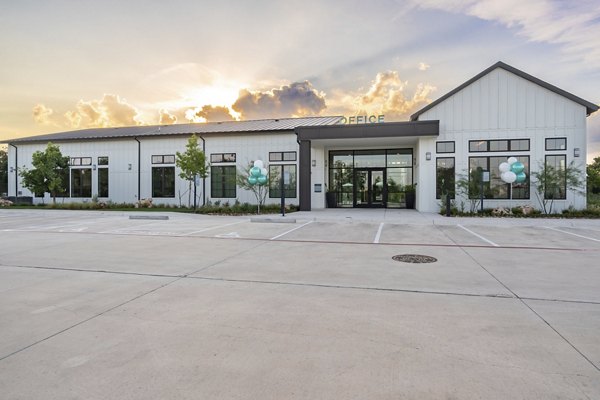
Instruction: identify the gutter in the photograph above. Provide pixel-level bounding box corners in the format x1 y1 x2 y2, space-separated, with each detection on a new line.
199 135 206 206
9 143 17 198
134 137 141 200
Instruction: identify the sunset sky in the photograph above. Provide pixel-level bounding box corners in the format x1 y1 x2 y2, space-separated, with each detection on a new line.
1 0 599 162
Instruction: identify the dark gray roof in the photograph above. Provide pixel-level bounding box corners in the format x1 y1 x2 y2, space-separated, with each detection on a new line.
410 61 599 121
6 116 343 144
296 120 439 140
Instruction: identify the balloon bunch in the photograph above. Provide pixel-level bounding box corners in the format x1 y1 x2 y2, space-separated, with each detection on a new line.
499 157 526 184
247 160 268 186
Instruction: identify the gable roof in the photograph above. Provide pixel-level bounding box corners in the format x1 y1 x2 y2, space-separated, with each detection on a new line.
6 116 343 144
410 61 599 121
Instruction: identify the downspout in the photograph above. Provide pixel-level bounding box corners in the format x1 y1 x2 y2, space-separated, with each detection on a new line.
199 135 206 206
134 137 141 201
9 143 17 199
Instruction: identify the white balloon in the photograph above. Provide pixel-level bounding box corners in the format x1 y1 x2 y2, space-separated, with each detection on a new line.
260 167 268 176
507 157 518 165
499 162 510 173
253 160 263 168
502 171 517 183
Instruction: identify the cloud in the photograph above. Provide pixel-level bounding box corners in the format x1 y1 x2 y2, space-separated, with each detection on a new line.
32 104 59 126
412 0 600 68
418 62 430 71
185 105 235 123
329 71 436 121
232 81 327 119
158 109 177 125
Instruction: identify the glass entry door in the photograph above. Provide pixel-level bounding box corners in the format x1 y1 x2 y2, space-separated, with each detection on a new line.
354 168 386 207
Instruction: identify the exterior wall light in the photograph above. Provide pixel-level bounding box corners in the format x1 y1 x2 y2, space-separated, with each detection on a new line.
426 152 432 161
312 160 316 167
128 163 132 170
574 148 580 157
93 164 97 170
9 167 15 173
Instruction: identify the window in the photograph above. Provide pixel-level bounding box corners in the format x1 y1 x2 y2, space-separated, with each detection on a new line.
436 158 455 199
98 168 109 197
71 157 92 166
98 156 109 166
211 166 236 198
152 155 175 164
544 155 566 199
468 156 529 199
546 138 567 151
152 167 175 197
470 139 530 152
269 151 297 162
269 165 297 198
210 153 236 163
436 141 455 154
71 168 92 197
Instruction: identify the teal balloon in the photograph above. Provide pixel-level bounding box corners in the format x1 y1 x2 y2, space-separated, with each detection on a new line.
247 176 258 185
510 162 524 174
257 175 268 185
250 167 261 177
515 172 527 183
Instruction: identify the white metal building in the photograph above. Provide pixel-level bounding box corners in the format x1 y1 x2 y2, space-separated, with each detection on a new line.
4 62 598 213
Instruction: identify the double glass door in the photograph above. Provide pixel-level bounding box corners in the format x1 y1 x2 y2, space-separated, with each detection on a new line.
354 168 386 207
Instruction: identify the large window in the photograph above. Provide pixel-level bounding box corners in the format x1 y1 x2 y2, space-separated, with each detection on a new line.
436 158 455 199
71 168 92 198
544 155 566 199
211 166 236 198
152 167 175 197
468 156 529 199
98 168 109 198
269 165 297 198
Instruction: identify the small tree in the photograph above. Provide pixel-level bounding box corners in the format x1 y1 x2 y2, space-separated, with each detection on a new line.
0 148 7 195
176 135 208 207
456 168 483 213
19 142 69 204
587 156 600 195
236 163 268 213
531 160 584 214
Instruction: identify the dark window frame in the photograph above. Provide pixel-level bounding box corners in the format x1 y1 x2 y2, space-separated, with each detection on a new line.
152 155 176 164
469 139 530 152
269 151 297 162
97 168 109 198
544 154 567 200
210 165 237 198
70 168 92 198
70 157 92 166
436 157 455 199
98 156 109 166
467 155 530 200
436 141 455 154
210 153 236 163
545 137 567 151
152 166 175 198
268 164 297 198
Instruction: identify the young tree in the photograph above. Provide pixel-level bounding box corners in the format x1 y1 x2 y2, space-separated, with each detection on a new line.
0 148 7 196
19 142 69 204
587 156 600 194
455 168 484 213
531 160 585 214
176 135 208 207
236 163 268 213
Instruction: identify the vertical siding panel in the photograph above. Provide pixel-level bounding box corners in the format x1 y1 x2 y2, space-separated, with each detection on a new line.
489 69 499 130
526 82 535 128
480 75 490 131
498 70 508 129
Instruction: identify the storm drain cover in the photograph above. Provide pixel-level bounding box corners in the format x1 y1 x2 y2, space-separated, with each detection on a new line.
392 254 437 264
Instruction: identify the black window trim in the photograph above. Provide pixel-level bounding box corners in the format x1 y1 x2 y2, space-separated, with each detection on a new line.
545 137 567 151
268 164 297 198
152 154 176 164
469 139 530 153
436 156 455 199
436 141 455 154
210 165 237 198
467 155 530 200
210 153 237 163
269 151 297 162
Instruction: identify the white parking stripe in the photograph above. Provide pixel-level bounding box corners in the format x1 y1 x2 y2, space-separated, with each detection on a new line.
373 222 384 243
182 220 246 235
270 221 313 240
457 224 499 247
546 227 600 243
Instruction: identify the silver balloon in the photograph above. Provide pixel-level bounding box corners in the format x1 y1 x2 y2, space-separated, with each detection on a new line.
499 162 510 173
501 171 517 183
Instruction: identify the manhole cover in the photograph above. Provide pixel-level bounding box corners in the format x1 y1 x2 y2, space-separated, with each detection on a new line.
392 254 437 263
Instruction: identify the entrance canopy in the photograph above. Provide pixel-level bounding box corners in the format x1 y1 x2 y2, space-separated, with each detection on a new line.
295 121 439 211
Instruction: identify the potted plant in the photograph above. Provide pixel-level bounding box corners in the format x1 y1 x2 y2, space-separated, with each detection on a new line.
325 187 337 208
404 184 416 209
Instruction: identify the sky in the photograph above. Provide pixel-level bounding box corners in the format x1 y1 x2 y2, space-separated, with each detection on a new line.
1 0 599 162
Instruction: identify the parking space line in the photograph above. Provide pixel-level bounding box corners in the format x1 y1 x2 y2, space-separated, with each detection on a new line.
546 227 600 243
182 220 246 235
457 224 499 247
270 221 313 240
373 222 384 243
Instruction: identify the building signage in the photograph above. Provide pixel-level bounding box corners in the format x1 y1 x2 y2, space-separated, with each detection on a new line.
339 115 384 124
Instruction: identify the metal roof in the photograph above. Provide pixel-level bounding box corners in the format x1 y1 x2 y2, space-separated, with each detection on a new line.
6 116 344 144
410 61 599 121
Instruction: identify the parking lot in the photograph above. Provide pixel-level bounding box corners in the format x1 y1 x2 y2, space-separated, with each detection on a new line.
1 208 599 399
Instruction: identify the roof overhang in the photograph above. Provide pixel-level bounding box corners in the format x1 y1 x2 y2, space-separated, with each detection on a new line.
295 120 439 141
